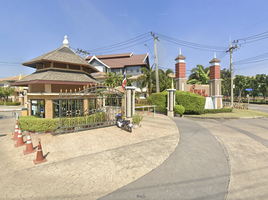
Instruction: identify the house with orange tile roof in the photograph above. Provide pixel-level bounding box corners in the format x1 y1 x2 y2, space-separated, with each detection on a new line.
86 53 150 77
0 75 28 103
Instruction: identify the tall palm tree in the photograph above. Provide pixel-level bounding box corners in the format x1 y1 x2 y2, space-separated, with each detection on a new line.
137 65 154 96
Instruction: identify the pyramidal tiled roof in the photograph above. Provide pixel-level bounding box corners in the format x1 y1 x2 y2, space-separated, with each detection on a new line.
12 69 99 86
174 54 186 60
23 45 96 71
209 57 221 63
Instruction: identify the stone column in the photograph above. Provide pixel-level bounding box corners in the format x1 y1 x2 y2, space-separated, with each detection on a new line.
167 89 176 117
124 86 135 120
209 56 223 109
174 49 187 91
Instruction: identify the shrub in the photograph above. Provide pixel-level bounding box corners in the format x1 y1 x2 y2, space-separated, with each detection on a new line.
149 91 167 113
0 102 21 105
175 91 206 114
18 112 106 132
174 105 185 115
132 113 143 124
202 108 233 114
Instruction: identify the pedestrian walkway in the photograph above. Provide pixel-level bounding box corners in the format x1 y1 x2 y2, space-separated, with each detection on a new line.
100 117 230 200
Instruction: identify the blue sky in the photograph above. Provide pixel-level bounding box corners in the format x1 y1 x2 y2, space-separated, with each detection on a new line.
1 0 268 79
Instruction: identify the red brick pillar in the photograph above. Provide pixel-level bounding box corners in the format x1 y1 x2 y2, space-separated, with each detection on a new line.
175 50 187 91
209 57 222 109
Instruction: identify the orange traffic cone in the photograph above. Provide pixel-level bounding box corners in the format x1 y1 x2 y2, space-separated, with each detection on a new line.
14 128 26 147
23 133 36 155
11 121 19 141
33 139 47 165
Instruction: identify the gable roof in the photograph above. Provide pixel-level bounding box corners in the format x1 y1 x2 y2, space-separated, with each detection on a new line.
0 75 28 82
23 45 98 72
87 53 149 69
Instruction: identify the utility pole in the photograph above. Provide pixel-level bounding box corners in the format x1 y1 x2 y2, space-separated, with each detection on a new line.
226 41 239 108
76 48 90 59
151 32 160 93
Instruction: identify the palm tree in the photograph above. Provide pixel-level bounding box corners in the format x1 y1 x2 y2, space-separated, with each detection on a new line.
187 65 210 84
158 69 174 91
137 65 154 96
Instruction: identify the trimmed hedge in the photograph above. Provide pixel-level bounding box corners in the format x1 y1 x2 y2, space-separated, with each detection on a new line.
175 91 206 114
174 105 185 115
149 91 206 114
18 112 106 132
148 91 167 113
0 102 21 105
202 108 233 114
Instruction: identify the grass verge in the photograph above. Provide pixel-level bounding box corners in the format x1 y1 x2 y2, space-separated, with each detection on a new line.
185 109 268 118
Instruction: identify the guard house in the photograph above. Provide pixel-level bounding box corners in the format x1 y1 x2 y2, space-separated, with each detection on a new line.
12 36 99 119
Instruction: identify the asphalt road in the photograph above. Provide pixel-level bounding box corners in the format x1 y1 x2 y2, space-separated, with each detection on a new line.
100 117 230 200
249 103 268 113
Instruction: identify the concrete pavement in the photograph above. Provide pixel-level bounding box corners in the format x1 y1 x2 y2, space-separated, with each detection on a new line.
249 103 268 113
0 112 180 199
192 117 268 200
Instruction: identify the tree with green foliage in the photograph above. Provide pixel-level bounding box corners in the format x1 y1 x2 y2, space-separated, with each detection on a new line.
221 68 231 97
158 68 175 92
187 65 210 85
137 65 154 96
234 75 247 103
104 72 132 88
256 74 268 100
0 87 15 106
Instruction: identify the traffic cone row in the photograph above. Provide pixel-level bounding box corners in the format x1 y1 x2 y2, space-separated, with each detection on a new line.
12 120 47 165
11 120 19 141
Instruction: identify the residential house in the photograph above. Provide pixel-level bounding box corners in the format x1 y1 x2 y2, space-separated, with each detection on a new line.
86 53 150 76
0 75 28 103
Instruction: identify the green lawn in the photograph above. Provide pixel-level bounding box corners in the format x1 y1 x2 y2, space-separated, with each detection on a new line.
185 109 268 118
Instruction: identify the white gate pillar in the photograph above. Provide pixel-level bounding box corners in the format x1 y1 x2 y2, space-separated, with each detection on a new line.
167 89 176 117
125 86 135 120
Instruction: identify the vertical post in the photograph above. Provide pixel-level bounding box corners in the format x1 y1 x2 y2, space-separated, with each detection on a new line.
230 43 234 108
124 86 135 121
167 89 176 117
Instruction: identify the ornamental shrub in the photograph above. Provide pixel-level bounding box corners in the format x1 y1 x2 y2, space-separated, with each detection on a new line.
18 111 106 132
174 105 185 115
175 91 206 114
0 102 21 105
202 108 233 114
149 91 167 113
132 113 143 124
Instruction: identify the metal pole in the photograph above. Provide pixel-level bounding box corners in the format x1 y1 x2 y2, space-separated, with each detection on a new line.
230 43 234 108
154 37 160 93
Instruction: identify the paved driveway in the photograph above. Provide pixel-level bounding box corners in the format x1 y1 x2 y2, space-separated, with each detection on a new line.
249 104 268 113
101 117 268 200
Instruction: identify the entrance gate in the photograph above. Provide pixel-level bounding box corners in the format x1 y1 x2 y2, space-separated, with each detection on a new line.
51 85 124 134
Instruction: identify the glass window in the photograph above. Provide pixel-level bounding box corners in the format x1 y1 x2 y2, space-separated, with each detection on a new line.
31 99 45 118
136 69 139 73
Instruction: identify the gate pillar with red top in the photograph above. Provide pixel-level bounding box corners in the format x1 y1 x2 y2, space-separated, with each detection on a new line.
209 54 223 109
174 49 187 91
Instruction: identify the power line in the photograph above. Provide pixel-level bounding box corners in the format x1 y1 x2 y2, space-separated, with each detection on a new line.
86 32 151 52
153 32 227 51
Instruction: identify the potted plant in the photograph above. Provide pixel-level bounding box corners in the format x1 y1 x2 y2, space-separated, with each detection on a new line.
132 113 143 129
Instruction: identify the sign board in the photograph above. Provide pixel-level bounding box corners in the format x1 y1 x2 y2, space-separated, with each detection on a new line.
245 88 253 92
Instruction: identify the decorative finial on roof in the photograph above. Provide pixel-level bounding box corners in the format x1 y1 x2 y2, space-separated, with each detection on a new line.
179 48 181 55
63 35 69 47
214 52 216 58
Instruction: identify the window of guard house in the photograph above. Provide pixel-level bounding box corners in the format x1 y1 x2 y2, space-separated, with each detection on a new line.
31 99 45 118
54 99 83 118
